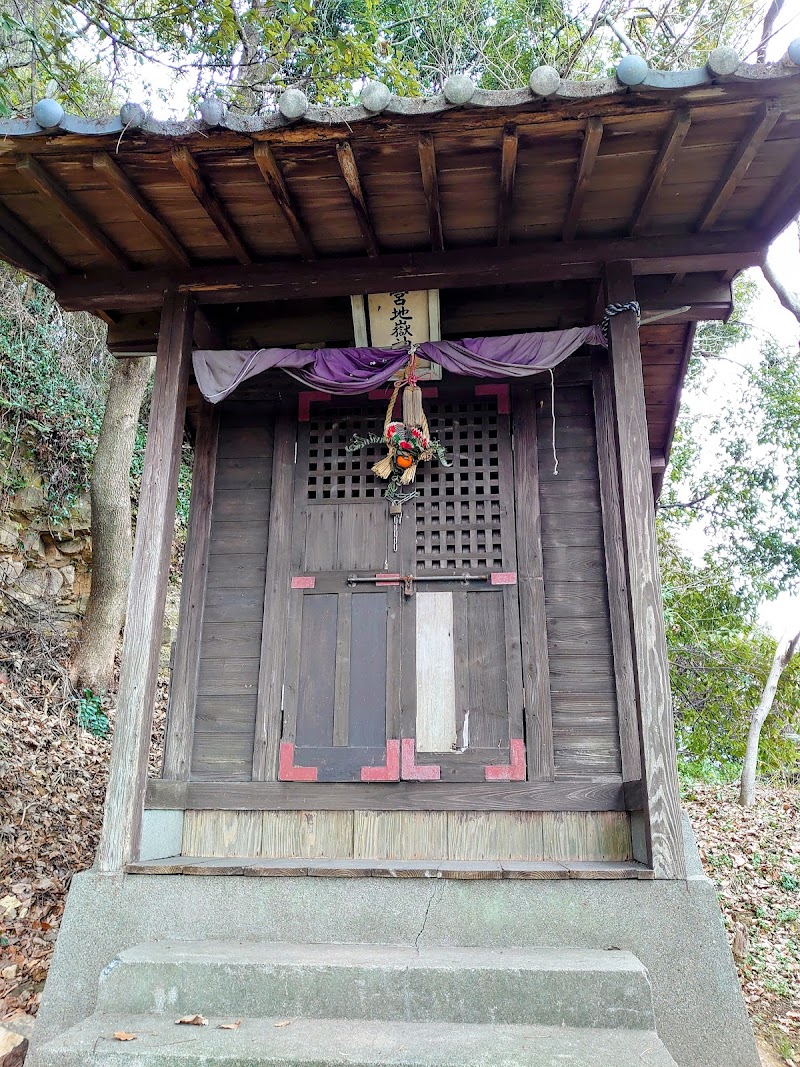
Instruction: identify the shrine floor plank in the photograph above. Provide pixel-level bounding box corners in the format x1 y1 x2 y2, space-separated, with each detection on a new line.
126 856 654 880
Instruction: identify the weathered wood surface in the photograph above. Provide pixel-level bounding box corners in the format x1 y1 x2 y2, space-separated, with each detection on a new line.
253 143 316 260
171 146 252 265
97 293 193 871
591 351 642 784
417 134 444 252
146 778 625 811
128 855 653 880
604 261 686 880
162 400 220 780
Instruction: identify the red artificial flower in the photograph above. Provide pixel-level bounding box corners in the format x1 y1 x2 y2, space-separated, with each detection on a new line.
399 440 413 450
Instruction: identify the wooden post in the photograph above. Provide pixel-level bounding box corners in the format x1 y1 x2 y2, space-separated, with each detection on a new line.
603 261 686 879
96 293 194 872
162 399 219 780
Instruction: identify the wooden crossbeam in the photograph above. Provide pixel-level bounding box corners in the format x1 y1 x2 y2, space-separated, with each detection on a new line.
336 141 379 257
563 117 603 243
696 100 781 232
752 141 800 238
93 153 191 268
630 109 691 237
253 143 315 261
497 125 519 247
16 154 132 269
417 134 444 252
171 147 251 266
54 231 765 314
0 224 53 283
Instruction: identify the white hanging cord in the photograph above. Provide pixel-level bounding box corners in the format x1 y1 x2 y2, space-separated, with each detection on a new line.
549 368 559 476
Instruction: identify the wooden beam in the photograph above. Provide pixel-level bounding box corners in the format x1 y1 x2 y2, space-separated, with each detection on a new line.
54 231 765 313
752 142 800 239
497 124 519 247
417 134 444 252
161 399 219 781
0 200 66 275
93 152 191 267
96 292 194 871
253 143 315 261
171 147 251 266
0 224 53 283
697 100 781 232
336 141 379 257
16 154 131 269
193 306 223 350
563 117 603 243
145 778 626 812
603 261 685 880
630 109 691 237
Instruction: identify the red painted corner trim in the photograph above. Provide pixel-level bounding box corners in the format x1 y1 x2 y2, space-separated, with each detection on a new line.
361 739 401 781
420 386 439 398
291 576 316 589
279 742 318 782
375 572 401 587
485 738 526 781
491 571 517 586
475 383 510 414
401 738 441 781
298 391 332 421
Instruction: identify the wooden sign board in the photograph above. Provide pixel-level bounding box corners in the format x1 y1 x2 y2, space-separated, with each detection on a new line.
351 290 442 381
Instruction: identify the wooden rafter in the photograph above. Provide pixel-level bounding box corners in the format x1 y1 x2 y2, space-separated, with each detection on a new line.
630 109 691 237
0 201 66 276
696 100 781 232
336 141 379 257
253 143 315 261
16 154 131 269
755 140 800 238
417 133 444 252
563 117 603 243
171 147 251 266
0 225 53 283
93 153 191 268
497 125 519 248
54 231 763 313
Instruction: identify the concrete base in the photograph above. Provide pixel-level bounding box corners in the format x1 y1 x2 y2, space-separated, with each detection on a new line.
29 815 758 1067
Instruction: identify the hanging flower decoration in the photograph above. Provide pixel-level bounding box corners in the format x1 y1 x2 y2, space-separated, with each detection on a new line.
346 350 450 503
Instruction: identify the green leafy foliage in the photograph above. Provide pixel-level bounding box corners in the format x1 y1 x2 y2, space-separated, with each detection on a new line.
76 688 110 737
661 529 800 781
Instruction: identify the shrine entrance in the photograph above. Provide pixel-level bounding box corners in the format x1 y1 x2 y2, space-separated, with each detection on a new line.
280 385 526 784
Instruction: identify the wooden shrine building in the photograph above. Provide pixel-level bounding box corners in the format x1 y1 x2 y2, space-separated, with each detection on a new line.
9 44 800 1067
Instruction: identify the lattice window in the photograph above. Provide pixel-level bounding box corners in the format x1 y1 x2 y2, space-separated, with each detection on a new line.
415 401 503 571
306 405 384 501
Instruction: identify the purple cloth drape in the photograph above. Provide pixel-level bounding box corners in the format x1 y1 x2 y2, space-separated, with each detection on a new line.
192 326 606 403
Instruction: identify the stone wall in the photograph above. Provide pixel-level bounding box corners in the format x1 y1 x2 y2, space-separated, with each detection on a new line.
0 460 91 627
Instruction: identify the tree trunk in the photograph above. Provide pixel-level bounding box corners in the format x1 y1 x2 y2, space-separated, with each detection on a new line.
70 356 155 692
739 624 800 806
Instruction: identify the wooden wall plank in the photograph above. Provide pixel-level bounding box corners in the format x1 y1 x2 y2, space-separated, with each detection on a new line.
295 594 338 746
97 292 193 871
448 812 545 861
353 811 448 860
415 592 457 752
540 811 631 862
604 261 685 879
262 811 354 858
183 810 263 857
348 592 389 748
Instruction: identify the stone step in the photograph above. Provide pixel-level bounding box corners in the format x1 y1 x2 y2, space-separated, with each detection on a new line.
31 1014 679 1067
96 941 654 1031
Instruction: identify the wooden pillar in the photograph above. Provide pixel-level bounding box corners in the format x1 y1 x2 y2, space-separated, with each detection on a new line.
162 399 219 780
97 293 194 872
603 261 686 879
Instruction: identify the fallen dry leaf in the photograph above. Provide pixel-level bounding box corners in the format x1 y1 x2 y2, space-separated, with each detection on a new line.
113 1032 137 1041
176 1015 208 1027
273 1020 293 1028
217 1021 241 1030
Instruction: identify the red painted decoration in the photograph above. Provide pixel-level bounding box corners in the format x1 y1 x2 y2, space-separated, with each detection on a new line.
361 739 401 781
401 738 441 780
475 383 510 414
291 576 316 589
298 391 332 421
375 573 401 587
491 571 517 585
278 742 318 782
484 738 526 781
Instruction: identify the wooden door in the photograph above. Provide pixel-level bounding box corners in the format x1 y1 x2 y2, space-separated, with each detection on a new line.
279 387 525 785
